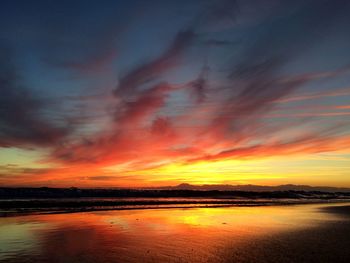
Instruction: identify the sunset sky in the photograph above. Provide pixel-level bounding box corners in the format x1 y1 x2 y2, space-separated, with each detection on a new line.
1 0 350 188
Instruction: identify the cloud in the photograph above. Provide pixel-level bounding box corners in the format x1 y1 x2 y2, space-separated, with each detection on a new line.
48 1 350 170
87 176 118 181
189 64 210 103
0 46 71 148
200 0 350 138
189 132 350 163
2 0 350 186
115 82 176 127
35 1 130 75
151 117 174 137
203 39 238 47
277 87 350 103
115 30 195 97
194 0 238 31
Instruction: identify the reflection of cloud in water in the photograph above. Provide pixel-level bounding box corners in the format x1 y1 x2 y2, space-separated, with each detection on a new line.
0 222 50 260
0 204 348 262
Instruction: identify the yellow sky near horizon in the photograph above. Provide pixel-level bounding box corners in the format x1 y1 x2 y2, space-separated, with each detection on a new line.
1 147 349 188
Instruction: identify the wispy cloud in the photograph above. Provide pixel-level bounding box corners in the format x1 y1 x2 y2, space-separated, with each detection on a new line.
1 0 350 186
0 46 71 148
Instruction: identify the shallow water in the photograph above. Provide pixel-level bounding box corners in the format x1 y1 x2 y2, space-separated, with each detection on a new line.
0 203 348 263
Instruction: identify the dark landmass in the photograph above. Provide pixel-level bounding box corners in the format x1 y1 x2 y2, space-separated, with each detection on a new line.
1 186 350 216
1 185 350 199
153 183 350 192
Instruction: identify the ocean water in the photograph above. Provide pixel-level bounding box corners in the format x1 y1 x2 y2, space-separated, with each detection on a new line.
0 203 347 263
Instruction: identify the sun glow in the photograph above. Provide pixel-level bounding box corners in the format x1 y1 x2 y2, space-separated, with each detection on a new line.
129 159 285 185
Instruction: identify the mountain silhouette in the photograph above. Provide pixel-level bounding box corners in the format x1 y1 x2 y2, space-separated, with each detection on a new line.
150 183 350 192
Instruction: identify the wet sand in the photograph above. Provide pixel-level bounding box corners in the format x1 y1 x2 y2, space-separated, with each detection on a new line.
220 205 350 263
0 203 349 263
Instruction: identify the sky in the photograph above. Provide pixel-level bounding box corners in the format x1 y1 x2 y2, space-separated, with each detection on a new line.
1 0 350 188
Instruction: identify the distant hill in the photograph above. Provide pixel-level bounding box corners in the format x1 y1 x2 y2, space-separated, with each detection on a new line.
149 183 350 192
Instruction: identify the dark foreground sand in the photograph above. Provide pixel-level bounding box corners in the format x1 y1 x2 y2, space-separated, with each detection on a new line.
219 205 350 263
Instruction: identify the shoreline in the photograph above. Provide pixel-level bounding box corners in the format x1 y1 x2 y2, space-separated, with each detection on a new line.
1 198 349 217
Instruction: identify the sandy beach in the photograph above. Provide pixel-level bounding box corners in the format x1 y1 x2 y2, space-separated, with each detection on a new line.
0 203 349 263
218 205 350 263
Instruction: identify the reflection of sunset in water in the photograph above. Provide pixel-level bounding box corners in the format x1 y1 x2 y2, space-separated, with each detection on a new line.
0 203 347 263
